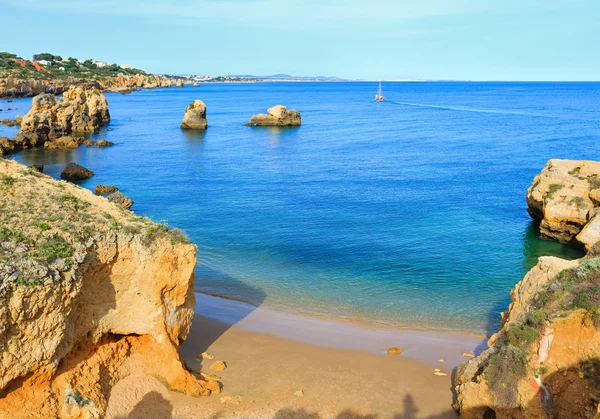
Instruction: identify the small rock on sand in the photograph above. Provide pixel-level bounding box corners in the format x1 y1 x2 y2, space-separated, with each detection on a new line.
434 371 447 376
210 361 227 371
294 390 304 397
199 352 214 360
438 359 445 363
386 347 403 355
462 352 475 358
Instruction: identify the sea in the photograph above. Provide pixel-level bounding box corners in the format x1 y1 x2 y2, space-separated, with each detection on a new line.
2 81 598 335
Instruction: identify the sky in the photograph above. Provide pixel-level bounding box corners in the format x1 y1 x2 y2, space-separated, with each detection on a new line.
1 0 599 80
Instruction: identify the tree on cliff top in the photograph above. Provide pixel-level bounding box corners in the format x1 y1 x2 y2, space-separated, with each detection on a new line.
0 52 18 59
33 53 62 62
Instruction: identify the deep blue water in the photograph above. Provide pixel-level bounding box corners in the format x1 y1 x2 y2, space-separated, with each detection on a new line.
2 82 598 334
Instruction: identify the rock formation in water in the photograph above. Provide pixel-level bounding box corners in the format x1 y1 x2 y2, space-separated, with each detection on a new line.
181 100 208 130
527 159 600 248
60 162 94 181
0 159 218 417
246 105 301 127
454 159 600 419
0 86 110 156
44 136 85 149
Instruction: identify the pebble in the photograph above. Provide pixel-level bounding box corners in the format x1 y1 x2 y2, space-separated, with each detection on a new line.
294 390 304 397
386 347 403 355
462 352 475 358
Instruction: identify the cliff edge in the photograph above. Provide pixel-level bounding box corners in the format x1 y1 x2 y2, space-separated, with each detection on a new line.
0 159 218 418
454 159 600 419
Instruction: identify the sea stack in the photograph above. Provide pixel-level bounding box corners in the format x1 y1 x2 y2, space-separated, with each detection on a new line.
246 105 301 127
181 100 208 130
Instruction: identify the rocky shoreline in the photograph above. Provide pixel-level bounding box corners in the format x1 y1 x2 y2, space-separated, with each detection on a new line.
0 73 181 99
454 159 600 418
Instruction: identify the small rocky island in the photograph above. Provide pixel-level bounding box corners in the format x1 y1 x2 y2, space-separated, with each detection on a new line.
246 105 301 127
0 86 110 156
181 100 208 129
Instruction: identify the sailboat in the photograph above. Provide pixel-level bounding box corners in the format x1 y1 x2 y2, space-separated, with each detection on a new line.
375 81 385 102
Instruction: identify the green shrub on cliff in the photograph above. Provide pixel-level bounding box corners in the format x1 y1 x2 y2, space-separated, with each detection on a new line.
38 235 73 263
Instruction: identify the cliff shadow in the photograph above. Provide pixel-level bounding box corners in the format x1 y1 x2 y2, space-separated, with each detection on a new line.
180 265 267 371
272 395 458 419
112 391 173 419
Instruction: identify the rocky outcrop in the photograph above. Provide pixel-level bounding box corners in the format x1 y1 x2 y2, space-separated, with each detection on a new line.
107 191 134 210
0 159 218 417
61 162 94 181
181 100 208 130
0 77 102 99
246 105 301 127
455 159 600 419
14 86 110 149
95 185 118 195
527 159 600 247
0 74 173 98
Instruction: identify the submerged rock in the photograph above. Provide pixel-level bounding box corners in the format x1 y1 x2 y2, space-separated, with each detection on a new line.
60 162 94 181
83 139 115 148
246 105 301 127
107 191 134 210
180 100 208 130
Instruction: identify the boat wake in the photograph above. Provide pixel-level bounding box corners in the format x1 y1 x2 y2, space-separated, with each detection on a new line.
392 101 600 121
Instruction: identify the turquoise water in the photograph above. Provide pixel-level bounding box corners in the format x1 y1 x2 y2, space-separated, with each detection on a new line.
1 82 596 334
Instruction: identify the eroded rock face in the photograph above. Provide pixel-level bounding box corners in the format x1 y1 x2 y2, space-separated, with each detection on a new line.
246 105 301 127
526 159 600 247
0 159 217 417
181 100 208 130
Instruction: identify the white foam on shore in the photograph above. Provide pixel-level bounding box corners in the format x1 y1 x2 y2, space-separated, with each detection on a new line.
194 292 487 368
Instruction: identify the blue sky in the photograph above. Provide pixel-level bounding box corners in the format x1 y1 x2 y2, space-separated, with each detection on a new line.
1 0 598 80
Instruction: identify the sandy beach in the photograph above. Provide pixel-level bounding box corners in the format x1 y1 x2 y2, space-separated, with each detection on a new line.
105 294 485 418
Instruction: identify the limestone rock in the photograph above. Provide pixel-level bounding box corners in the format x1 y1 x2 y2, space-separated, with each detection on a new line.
61 162 94 181
95 185 118 195
19 86 110 146
107 191 134 210
83 139 114 148
455 160 600 418
386 347 403 355
0 158 214 417
526 159 600 246
246 105 301 127
28 164 44 173
180 100 208 130
210 361 227 371
44 136 84 149
176 79 185 88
